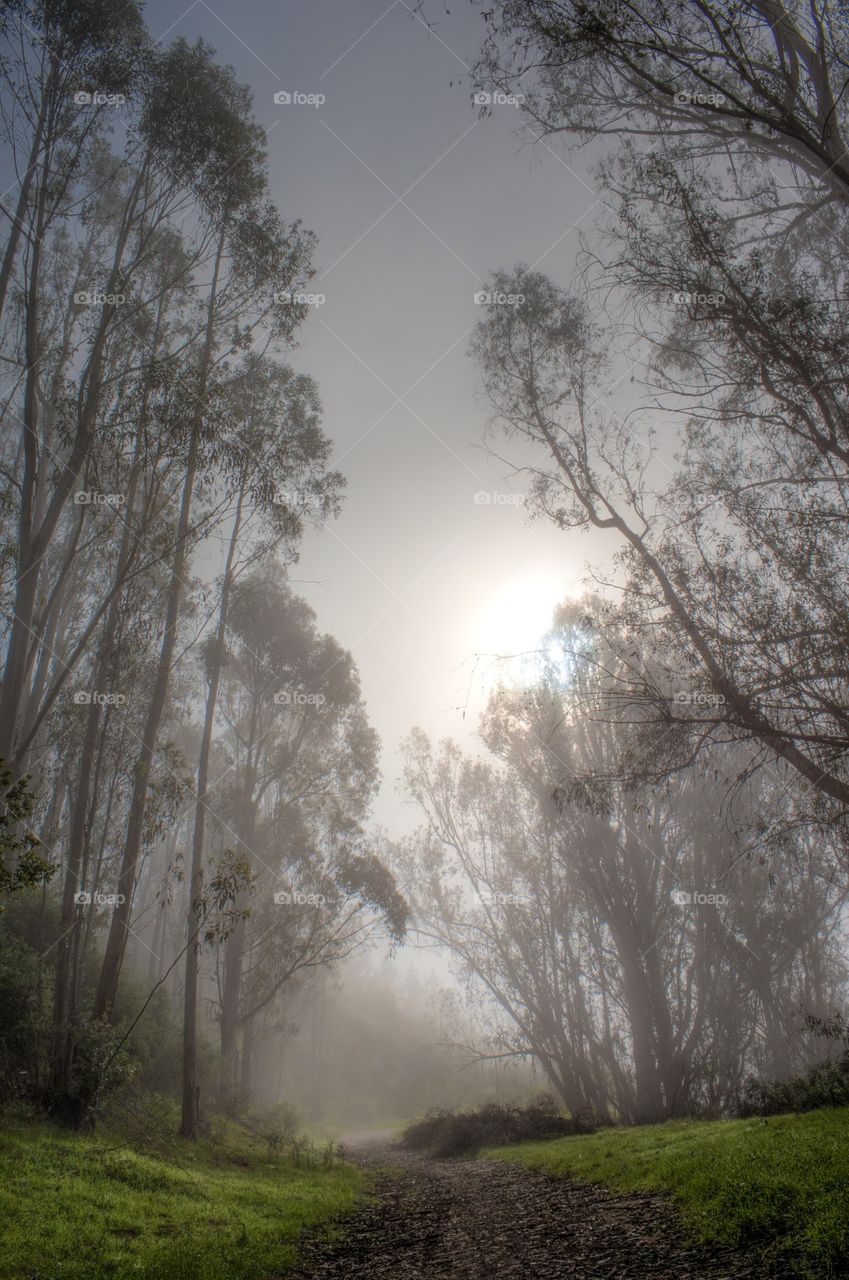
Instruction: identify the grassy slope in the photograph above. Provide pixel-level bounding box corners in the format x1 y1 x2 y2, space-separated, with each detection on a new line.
484 1107 849 1278
0 1121 362 1280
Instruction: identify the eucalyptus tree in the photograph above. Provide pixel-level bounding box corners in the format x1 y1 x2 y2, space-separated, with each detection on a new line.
0 7 372 1128
469 1 849 829
470 265 849 828
92 41 317 1026
178 358 343 1137
0 0 147 324
0 25 315 784
474 0 849 203
0 8 325 1121
480 616 848 1105
399 609 848 1118
210 572 406 1103
0 20 153 770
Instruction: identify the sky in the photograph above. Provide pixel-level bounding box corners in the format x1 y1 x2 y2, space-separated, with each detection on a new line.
143 0 620 835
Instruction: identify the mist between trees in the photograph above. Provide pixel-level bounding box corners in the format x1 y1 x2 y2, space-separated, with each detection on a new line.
1 0 848 1141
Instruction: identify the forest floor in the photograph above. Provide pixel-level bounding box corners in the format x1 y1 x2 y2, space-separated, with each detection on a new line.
283 1132 790 1280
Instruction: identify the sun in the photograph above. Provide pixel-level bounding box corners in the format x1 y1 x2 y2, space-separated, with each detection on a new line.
469 571 569 686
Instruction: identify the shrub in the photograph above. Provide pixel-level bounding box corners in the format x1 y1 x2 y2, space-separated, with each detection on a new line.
739 1054 849 1116
244 1101 301 1157
0 924 47 1103
46 1016 136 1128
401 1096 602 1157
100 1090 182 1151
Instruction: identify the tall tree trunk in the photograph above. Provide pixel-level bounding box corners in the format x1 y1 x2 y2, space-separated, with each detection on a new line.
239 1011 256 1098
219 908 247 1084
219 700 260 1078
309 971 326 1122
0 163 146 774
0 62 53 323
51 410 148 1097
615 922 665 1122
180 484 245 1137
147 829 177 988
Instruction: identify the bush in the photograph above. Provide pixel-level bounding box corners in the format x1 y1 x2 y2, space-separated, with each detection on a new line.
113 985 184 1097
235 1102 340 1166
401 1096 602 1157
739 1054 849 1116
243 1101 301 1157
46 1016 136 1128
100 1090 182 1151
0 924 47 1104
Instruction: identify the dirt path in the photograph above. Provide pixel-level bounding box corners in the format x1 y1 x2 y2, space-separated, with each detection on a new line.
283 1134 789 1279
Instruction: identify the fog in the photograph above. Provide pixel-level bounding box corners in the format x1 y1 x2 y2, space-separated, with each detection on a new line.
1 0 848 1210
142 0 611 834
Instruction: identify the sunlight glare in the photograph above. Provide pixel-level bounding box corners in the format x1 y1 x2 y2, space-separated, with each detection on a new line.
470 571 568 686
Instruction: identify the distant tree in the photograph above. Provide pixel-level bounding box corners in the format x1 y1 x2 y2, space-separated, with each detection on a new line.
211 573 405 1102
179 359 343 1138
399 611 848 1118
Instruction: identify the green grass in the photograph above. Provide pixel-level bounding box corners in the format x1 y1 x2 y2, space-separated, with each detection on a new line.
484 1106 849 1278
0 1120 362 1280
